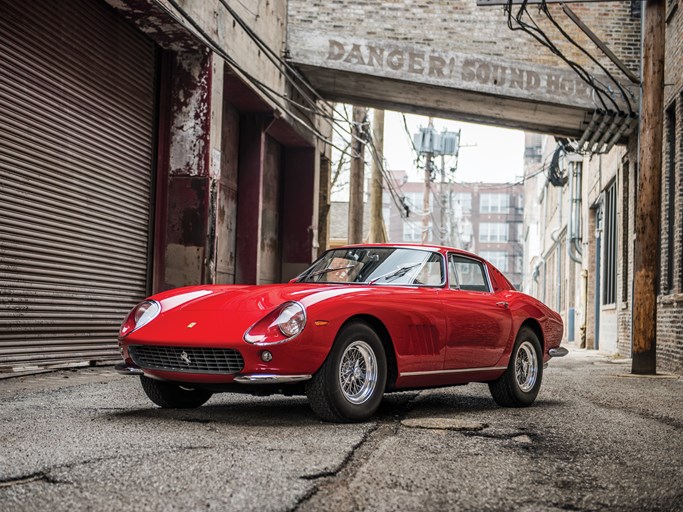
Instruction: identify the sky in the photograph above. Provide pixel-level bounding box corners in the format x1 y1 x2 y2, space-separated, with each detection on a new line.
383 111 525 184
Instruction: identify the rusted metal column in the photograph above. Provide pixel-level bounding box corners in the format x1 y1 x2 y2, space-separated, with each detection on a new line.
632 0 665 375
369 109 385 243
348 106 368 244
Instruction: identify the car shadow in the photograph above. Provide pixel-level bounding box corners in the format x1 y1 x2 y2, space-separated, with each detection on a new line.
105 389 566 427
107 395 329 427
398 388 567 419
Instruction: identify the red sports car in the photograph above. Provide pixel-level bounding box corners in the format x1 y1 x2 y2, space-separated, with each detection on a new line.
116 244 566 422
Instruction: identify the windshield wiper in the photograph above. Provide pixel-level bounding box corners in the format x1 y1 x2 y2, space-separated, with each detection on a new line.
305 264 357 280
368 263 421 285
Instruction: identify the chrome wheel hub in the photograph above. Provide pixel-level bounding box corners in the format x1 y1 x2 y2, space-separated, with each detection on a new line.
515 341 538 393
339 340 378 405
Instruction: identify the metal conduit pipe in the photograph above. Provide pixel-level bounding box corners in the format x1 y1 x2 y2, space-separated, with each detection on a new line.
595 111 622 153
568 160 583 263
576 110 602 152
586 110 613 152
604 112 637 153
554 186 563 312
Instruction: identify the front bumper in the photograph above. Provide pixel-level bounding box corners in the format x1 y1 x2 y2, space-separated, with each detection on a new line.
114 362 143 375
113 362 312 385
233 374 312 384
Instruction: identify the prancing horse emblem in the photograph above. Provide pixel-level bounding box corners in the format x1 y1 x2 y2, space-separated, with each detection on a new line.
179 351 191 365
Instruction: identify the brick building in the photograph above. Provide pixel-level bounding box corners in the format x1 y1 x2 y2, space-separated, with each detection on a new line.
523 0 683 372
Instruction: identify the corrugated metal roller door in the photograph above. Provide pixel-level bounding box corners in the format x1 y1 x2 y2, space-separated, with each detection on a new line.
0 0 157 370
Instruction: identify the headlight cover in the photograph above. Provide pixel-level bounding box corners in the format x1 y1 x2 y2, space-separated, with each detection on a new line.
244 301 307 345
119 300 161 338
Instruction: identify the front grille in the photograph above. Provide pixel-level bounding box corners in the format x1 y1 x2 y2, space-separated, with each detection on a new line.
129 345 244 374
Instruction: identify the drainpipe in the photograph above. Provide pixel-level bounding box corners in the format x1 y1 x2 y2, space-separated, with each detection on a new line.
594 199 603 351
567 160 583 264
550 185 563 313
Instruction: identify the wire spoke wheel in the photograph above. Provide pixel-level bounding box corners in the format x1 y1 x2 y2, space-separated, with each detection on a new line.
515 341 538 393
489 327 543 408
338 340 377 405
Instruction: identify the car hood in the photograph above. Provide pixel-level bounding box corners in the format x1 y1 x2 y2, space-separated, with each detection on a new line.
150 283 375 315
124 283 378 344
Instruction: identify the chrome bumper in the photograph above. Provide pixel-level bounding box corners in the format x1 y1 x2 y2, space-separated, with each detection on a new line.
548 347 569 358
233 374 312 384
114 362 144 376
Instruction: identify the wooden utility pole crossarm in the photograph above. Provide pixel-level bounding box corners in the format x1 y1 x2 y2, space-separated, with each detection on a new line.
633 0 665 375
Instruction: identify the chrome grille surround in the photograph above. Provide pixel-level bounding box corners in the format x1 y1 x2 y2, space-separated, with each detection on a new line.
129 345 245 374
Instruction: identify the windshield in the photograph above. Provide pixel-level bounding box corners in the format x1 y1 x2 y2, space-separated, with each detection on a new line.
298 247 444 286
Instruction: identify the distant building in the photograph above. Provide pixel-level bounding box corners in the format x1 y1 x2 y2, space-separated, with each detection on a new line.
385 171 524 289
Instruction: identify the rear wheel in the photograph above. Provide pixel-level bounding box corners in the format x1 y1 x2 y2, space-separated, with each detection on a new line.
306 322 387 422
140 376 212 409
489 327 543 407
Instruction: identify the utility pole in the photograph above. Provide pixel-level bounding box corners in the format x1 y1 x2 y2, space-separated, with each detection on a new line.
348 105 368 245
369 109 385 243
439 153 446 245
633 0 664 375
422 118 434 244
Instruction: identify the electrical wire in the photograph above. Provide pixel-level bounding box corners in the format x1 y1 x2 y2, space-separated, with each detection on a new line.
503 0 620 113
159 0 371 161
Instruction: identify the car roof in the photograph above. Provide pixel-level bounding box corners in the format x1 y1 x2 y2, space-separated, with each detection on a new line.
331 243 484 260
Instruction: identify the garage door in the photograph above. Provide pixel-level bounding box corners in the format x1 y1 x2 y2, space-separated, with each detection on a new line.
0 0 157 370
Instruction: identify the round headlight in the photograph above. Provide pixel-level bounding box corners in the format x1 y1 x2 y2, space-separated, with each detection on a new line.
244 301 307 344
119 300 160 337
277 302 306 337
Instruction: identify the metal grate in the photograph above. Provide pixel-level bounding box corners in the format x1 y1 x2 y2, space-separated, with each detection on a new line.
129 346 244 374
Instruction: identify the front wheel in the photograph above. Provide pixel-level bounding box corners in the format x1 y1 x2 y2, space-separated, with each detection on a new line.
488 327 543 407
140 376 212 409
306 322 387 422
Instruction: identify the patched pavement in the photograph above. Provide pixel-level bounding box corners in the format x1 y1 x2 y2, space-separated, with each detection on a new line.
1 348 681 511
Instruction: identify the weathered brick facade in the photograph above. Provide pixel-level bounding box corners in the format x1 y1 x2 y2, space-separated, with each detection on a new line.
524 3 683 373
287 1 640 136
657 0 683 373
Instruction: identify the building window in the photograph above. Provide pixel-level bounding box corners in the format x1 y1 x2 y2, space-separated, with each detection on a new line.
480 193 509 214
403 222 431 242
665 104 676 293
402 192 430 215
602 182 617 306
480 251 507 272
453 192 472 213
479 222 508 242
513 254 523 274
509 222 523 242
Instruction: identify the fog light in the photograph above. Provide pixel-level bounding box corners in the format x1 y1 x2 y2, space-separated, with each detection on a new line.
261 350 273 362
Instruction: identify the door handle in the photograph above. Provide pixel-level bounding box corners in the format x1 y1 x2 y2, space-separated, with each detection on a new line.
496 301 509 309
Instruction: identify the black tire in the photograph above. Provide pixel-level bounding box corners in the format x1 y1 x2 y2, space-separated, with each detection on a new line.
306 322 387 423
488 327 543 407
140 376 212 409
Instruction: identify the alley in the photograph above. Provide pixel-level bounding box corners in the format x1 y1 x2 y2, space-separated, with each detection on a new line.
0 349 681 511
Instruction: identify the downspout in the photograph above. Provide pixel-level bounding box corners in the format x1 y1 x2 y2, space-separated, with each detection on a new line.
550 185 563 313
567 161 583 264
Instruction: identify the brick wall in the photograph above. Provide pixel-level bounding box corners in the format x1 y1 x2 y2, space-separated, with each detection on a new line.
657 1 683 373
288 1 640 83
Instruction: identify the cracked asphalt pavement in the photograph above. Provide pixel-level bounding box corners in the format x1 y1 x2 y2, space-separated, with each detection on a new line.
0 347 681 511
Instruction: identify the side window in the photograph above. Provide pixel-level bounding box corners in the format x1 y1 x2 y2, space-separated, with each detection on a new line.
413 252 445 286
449 255 490 292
